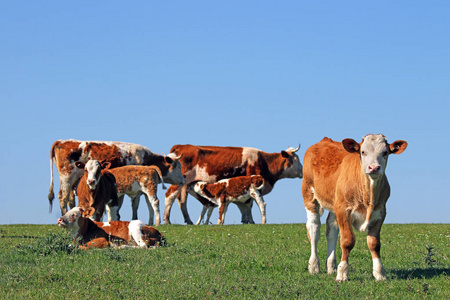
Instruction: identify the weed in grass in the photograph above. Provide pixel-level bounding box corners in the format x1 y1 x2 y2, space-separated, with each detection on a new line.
422 244 438 267
23 230 80 256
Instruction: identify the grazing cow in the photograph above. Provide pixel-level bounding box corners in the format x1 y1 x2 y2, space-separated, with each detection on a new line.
57 207 165 249
193 175 266 225
48 139 182 215
302 134 407 281
110 165 185 226
75 160 119 222
164 144 302 224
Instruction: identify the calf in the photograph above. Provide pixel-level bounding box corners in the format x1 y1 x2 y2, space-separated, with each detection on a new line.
302 134 407 281
193 175 266 225
57 207 165 249
109 165 171 226
75 160 119 222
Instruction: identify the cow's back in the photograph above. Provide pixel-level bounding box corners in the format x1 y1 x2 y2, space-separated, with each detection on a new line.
170 144 257 182
302 138 358 209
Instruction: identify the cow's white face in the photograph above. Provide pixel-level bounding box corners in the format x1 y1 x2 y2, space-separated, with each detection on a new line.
342 134 408 180
164 155 186 185
84 160 102 190
57 207 82 235
359 134 389 178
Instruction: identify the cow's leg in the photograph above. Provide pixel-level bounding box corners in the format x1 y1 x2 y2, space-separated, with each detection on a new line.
164 185 182 224
177 185 193 225
235 201 255 224
250 189 266 224
205 206 214 224
144 193 160 226
335 209 355 282
305 207 321 275
326 212 339 274
234 202 249 224
217 200 229 225
106 193 120 222
217 196 228 225
196 205 208 225
130 195 140 220
367 214 387 281
58 181 74 215
117 194 125 211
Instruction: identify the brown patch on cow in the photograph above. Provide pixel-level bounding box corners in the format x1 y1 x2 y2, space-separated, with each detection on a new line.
110 165 161 195
77 167 119 221
75 213 164 249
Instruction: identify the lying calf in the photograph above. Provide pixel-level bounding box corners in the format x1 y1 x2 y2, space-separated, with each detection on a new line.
193 175 266 225
57 207 165 249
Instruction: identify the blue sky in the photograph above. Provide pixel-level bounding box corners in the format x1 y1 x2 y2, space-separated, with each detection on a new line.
0 1 448 225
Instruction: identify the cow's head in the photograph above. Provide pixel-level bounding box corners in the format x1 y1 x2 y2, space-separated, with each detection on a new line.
75 160 111 190
342 134 408 179
57 206 95 236
280 145 303 179
162 153 185 185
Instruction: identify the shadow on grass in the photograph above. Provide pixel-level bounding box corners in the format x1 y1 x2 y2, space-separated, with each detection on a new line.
391 268 449 279
0 235 37 239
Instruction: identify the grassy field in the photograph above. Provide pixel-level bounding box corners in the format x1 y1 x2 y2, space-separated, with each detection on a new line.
0 223 448 299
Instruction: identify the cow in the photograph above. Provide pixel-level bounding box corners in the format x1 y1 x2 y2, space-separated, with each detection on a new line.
48 139 182 215
192 175 266 225
57 206 165 249
164 144 303 224
75 160 120 222
110 164 185 226
301 134 407 281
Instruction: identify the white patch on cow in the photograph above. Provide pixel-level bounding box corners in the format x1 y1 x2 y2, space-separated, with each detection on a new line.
129 220 147 248
78 141 88 152
242 147 259 167
360 134 389 177
102 222 110 227
306 209 321 275
57 207 82 237
185 166 216 183
352 210 382 232
336 260 349 281
372 258 386 281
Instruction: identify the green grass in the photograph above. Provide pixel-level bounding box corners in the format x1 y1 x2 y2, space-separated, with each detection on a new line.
0 223 448 299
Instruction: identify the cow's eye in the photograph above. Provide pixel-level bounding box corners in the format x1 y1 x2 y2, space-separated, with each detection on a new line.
361 151 366 156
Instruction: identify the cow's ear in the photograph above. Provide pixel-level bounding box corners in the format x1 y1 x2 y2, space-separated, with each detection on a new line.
281 151 290 158
164 156 174 165
342 139 360 153
75 161 85 169
389 140 408 155
101 162 111 170
82 207 95 218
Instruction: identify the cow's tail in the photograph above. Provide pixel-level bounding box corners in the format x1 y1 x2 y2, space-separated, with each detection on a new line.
48 141 57 212
154 166 167 190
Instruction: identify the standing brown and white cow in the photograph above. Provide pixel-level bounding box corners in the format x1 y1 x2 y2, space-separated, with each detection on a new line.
164 144 303 224
302 134 407 281
75 160 119 222
48 139 182 215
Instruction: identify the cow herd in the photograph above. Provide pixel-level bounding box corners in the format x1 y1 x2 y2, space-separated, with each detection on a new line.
49 134 408 281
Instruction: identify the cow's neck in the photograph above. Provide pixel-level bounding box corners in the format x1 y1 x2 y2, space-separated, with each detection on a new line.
259 152 285 187
360 171 387 218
